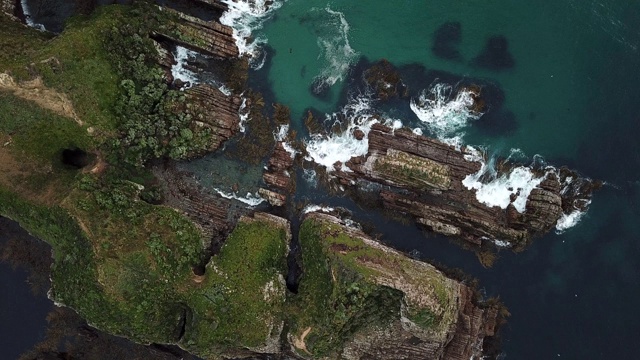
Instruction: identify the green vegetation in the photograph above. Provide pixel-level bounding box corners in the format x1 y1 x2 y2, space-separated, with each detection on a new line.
374 149 451 190
292 219 404 357
292 216 460 357
182 216 289 356
103 6 212 165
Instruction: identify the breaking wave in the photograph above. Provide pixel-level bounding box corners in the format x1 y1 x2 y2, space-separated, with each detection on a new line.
21 0 46 31
219 0 286 68
462 150 549 213
274 124 297 158
311 6 359 93
214 188 264 206
555 206 588 234
305 93 388 171
171 46 199 88
410 83 482 147
238 97 250 133
303 204 335 214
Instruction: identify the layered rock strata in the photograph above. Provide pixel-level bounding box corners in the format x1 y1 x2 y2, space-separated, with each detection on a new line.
260 142 295 207
184 84 242 152
295 212 499 360
333 123 596 247
155 8 238 59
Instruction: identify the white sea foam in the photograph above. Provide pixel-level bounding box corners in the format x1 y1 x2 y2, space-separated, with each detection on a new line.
412 128 423 136
274 124 288 141
410 83 481 145
303 168 317 187
219 0 285 67
303 204 335 214
214 188 264 206
305 93 389 171
312 6 359 92
171 46 199 89
274 124 297 158
462 161 547 213
238 97 250 133
555 208 587 234
218 84 232 96
20 0 46 31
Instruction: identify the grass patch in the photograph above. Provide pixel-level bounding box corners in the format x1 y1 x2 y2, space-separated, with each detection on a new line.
182 216 289 356
292 216 461 356
291 219 404 357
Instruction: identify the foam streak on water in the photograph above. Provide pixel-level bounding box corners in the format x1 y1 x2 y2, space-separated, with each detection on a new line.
312 6 359 92
214 188 264 206
410 83 481 147
238 97 250 133
20 0 46 31
171 46 199 89
305 93 385 171
220 0 286 68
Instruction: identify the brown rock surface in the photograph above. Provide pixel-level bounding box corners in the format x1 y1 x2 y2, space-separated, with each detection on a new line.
331 123 596 248
155 8 238 59
303 212 500 360
185 84 242 153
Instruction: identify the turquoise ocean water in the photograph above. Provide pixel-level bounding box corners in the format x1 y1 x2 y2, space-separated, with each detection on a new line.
249 0 640 358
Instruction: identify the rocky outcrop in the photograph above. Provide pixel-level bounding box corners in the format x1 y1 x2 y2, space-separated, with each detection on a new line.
261 142 295 206
296 212 500 360
152 162 246 252
185 84 242 153
1 0 18 20
332 124 597 248
363 59 405 101
155 8 238 59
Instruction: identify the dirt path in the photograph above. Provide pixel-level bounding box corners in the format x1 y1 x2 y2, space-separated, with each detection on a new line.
293 326 313 355
0 72 83 126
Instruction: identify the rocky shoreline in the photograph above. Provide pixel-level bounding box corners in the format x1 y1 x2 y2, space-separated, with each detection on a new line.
0 1 603 359
328 123 598 250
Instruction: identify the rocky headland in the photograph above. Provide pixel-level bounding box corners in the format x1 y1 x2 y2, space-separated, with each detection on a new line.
329 123 598 250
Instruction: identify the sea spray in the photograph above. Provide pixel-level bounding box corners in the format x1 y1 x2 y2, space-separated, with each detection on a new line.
214 188 264 206
20 0 46 31
171 46 199 88
274 124 297 158
410 83 482 147
219 0 286 68
311 6 359 93
462 151 549 213
555 205 589 234
305 93 384 171
238 97 250 133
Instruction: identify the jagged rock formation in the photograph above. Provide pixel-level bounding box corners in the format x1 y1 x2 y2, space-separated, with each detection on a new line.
333 123 597 248
294 212 500 360
260 105 296 207
185 84 243 152
155 7 238 59
261 142 295 206
152 162 247 252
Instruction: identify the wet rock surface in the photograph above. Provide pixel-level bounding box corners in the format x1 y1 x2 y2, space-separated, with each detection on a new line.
331 123 597 248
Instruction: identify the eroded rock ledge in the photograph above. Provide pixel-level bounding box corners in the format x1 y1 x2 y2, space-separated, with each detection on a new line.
295 211 500 360
332 123 597 248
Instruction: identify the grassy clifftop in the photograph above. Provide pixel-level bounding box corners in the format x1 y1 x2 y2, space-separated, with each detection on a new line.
291 213 462 358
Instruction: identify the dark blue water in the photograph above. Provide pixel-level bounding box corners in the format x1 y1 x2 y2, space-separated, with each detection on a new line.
0 218 53 360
